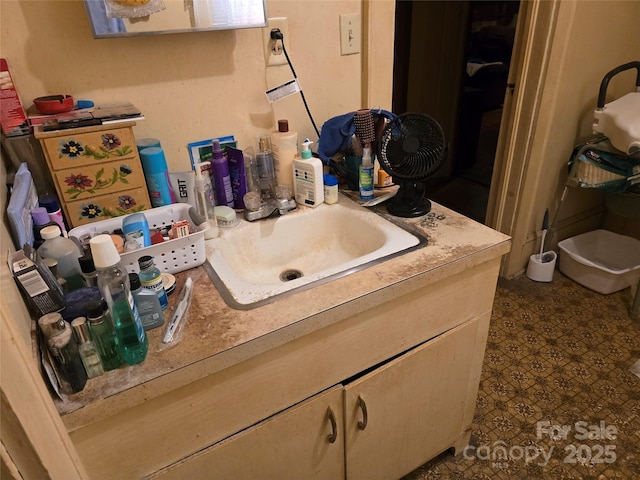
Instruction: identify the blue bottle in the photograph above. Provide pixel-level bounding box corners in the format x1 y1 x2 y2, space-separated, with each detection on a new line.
139 147 176 207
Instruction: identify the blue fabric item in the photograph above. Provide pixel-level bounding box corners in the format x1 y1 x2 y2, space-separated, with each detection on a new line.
317 109 396 164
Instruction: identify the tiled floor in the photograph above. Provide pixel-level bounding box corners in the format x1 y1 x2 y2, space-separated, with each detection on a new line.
403 272 640 479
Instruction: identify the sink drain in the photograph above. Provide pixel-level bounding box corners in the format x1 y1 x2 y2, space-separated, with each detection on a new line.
280 269 303 282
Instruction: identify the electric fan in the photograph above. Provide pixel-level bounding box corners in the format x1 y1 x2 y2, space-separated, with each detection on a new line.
377 113 447 217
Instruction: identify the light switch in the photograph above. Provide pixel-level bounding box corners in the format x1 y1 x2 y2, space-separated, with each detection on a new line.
340 13 361 56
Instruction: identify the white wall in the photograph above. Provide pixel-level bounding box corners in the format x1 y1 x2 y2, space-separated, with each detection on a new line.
0 0 371 172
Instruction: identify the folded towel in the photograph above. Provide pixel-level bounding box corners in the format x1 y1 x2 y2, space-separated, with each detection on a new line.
317 109 395 163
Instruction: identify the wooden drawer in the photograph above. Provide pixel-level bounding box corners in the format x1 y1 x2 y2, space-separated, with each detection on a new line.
53 157 146 203
40 126 138 170
63 186 150 227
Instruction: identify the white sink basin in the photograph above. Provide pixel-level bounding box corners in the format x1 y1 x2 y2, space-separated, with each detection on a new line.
205 196 425 308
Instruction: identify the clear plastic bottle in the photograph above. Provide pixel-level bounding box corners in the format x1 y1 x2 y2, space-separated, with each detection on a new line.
194 161 219 240
137 255 169 310
38 225 84 290
84 300 122 371
38 312 87 394
89 234 148 365
71 317 104 378
130 272 165 330
256 136 277 199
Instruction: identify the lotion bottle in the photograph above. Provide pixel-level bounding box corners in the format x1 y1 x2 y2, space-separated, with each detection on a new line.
194 161 219 239
211 140 234 208
292 140 324 207
271 119 297 191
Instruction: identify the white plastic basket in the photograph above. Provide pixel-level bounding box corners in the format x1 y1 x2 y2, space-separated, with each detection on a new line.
558 229 640 294
68 204 208 275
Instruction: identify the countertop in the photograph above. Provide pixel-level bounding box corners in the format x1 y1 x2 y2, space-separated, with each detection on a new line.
57 197 511 430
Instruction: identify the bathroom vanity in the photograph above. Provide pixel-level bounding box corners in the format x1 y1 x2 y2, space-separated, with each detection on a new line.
56 201 510 480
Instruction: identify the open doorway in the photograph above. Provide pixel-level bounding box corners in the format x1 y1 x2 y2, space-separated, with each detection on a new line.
392 0 520 224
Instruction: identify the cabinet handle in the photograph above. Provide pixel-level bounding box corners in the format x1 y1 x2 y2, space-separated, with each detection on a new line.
326 406 338 444
357 395 368 430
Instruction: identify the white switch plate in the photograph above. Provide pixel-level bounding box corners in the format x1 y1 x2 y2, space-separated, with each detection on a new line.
340 13 361 55
263 17 288 67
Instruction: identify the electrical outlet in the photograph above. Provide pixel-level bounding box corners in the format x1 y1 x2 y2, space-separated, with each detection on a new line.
263 17 288 67
340 13 360 55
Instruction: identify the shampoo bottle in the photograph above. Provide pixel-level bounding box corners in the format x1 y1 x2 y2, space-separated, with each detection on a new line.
271 119 297 191
359 146 374 200
292 140 324 207
194 161 219 239
211 140 234 208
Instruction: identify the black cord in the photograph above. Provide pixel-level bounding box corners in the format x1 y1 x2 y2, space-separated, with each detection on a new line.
271 29 320 138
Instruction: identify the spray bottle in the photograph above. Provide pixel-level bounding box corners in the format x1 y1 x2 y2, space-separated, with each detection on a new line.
194 161 219 239
211 140 234 208
359 146 374 200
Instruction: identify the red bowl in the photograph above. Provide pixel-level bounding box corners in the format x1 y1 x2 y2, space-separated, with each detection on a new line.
33 95 74 114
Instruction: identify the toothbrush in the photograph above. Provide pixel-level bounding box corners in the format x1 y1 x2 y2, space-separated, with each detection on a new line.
539 208 549 261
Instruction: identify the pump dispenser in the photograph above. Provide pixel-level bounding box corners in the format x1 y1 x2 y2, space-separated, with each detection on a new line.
292 140 324 207
194 161 219 239
359 146 374 200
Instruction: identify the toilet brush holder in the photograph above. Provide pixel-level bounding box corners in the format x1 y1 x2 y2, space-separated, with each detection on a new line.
526 251 557 282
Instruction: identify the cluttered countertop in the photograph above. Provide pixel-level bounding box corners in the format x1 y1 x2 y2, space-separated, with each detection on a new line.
57 197 510 430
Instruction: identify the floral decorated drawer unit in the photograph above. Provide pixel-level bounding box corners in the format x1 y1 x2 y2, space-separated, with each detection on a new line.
34 123 151 228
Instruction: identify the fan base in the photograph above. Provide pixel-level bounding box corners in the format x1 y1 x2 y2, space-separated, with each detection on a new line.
387 197 432 218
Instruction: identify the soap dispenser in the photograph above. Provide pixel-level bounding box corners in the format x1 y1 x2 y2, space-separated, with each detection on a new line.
292 140 324 207
194 161 219 239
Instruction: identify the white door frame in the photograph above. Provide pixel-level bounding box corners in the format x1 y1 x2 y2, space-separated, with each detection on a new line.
485 0 560 273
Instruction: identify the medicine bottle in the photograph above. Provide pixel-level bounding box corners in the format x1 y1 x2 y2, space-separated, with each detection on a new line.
90 234 148 365
137 255 169 310
130 273 165 330
84 300 122 371
323 174 339 204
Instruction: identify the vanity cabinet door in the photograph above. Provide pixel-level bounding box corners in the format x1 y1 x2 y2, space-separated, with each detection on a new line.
344 317 481 480
148 385 345 480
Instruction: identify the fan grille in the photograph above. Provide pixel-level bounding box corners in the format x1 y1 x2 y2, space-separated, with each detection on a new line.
378 113 446 180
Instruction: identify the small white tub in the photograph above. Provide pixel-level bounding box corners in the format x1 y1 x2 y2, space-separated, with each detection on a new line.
558 229 640 294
